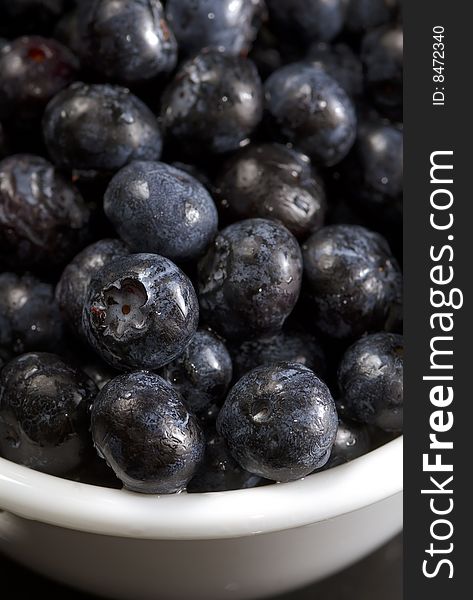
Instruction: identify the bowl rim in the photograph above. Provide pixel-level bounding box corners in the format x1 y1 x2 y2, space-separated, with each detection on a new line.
0 436 403 540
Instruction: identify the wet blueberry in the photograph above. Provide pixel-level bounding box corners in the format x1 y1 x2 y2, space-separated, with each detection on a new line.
76 0 177 84
91 371 205 494
187 429 263 493
230 328 326 381
104 161 218 262
0 154 91 271
43 82 163 173
302 225 402 340
0 272 64 355
0 36 78 122
264 63 357 167
0 352 98 476
198 218 303 339
83 253 199 370
215 143 326 239
161 328 233 416
165 0 266 57
266 0 345 44
217 362 338 481
161 50 263 155
56 239 129 339
324 418 371 468
307 42 363 98
338 332 403 432
362 24 403 120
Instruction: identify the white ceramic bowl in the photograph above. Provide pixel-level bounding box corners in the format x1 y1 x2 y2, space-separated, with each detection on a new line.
0 436 402 599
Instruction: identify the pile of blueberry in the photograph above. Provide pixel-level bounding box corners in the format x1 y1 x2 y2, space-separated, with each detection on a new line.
0 0 403 495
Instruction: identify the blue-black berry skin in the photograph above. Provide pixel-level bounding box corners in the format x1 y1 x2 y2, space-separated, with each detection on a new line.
91 371 205 494
104 161 218 263
362 25 403 120
83 253 199 370
0 154 91 270
161 328 233 415
76 0 177 84
338 332 403 433
324 419 371 469
264 63 357 167
0 36 78 121
161 50 263 155
344 0 395 34
56 239 129 339
217 362 338 482
307 42 364 99
43 83 163 172
0 273 64 355
165 0 265 57
0 352 98 476
187 429 262 493
302 225 402 340
230 328 326 381
198 218 303 340
266 0 345 44
215 143 326 239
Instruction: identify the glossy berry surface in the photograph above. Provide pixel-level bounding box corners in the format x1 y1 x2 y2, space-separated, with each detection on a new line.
215 143 326 239
43 83 163 173
217 362 338 481
307 42 363 98
165 0 265 57
338 332 403 432
264 63 357 167
302 225 402 339
104 161 218 262
0 36 78 121
161 328 233 415
0 154 91 270
324 419 371 469
161 50 263 155
76 0 177 84
91 371 205 493
56 239 129 339
0 273 64 355
266 0 345 44
230 329 326 381
0 352 97 476
362 25 403 120
187 430 262 493
83 253 199 370
198 218 302 339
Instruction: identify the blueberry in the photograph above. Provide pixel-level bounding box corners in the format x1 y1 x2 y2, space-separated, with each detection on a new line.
83 253 199 370
0 154 91 271
56 239 129 339
43 83 163 173
264 63 357 167
302 224 402 339
217 362 338 481
230 328 326 381
198 218 303 339
91 371 205 493
104 161 218 263
165 0 266 57
307 42 363 98
344 0 396 34
338 332 403 432
161 328 233 415
0 36 78 122
0 272 64 355
187 429 263 493
0 0 66 37
266 0 345 44
0 352 98 476
161 50 263 155
215 143 326 239
362 25 403 120
76 0 177 84
324 419 371 468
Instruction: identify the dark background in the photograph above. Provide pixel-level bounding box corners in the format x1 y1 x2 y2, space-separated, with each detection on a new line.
0 534 402 599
